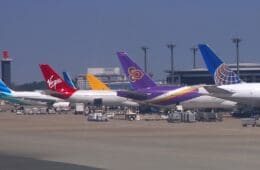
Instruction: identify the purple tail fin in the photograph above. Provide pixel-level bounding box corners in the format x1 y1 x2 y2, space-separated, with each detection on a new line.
117 52 157 90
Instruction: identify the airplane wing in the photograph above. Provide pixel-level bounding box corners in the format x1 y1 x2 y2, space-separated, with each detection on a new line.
14 96 60 103
117 90 149 100
0 95 48 106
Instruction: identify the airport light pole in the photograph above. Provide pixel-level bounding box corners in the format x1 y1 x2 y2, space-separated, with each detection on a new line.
232 37 242 76
141 46 149 73
190 46 198 69
167 43 176 84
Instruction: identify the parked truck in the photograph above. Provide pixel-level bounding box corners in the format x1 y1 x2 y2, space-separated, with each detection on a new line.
241 118 256 127
87 110 108 122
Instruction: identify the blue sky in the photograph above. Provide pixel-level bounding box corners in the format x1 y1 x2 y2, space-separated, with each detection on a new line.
0 0 259 84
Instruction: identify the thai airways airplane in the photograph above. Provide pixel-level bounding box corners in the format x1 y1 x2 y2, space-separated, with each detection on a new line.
39 64 138 107
198 44 260 107
116 52 236 109
0 79 63 106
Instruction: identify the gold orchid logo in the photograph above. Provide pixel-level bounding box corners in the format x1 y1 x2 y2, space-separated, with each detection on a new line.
128 66 144 82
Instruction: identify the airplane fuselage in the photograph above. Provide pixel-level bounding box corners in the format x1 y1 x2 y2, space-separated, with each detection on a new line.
214 83 260 106
68 90 138 106
119 85 236 109
2 91 63 106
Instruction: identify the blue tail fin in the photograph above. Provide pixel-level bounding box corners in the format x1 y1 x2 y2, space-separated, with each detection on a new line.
63 71 77 89
117 52 157 90
198 44 241 85
0 79 12 95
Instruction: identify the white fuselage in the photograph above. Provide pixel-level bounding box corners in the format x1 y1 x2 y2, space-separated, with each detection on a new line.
181 95 236 109
126 86 236 109
11 91 63 105
213 83 260 106
68 90 138 106
181 86 237 109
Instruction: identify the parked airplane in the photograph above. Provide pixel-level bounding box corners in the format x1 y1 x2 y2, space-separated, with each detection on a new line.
39 64 138 106
198 44 260 106
63 71 77 89
116 52 236 109
63 72 110 90
86 74 110 90
0 79 63 106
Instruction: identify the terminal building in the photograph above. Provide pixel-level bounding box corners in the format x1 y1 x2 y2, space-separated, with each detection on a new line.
165 63 260 85
76 67 129 90
1 51 12 87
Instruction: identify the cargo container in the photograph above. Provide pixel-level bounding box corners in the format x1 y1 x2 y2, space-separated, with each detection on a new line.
75 103 84 114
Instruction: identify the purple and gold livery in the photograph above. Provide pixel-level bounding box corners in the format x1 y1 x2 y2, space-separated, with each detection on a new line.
116 52 202 108
128 66 144 82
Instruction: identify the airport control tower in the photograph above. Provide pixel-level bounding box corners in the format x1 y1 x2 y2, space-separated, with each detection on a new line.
1 51 12 87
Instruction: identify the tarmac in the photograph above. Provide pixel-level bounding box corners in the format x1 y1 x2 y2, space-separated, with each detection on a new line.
0 112 260 170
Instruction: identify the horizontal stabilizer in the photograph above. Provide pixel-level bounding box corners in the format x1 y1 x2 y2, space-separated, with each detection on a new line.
117 90 149 100
203 85 233 96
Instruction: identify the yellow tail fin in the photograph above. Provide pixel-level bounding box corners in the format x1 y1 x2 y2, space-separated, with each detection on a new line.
86 74 110 90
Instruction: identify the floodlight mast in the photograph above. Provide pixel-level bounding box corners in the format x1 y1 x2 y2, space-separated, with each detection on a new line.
190 46 198 69
232 37 242 76
167 43 176 84
141 46 149 73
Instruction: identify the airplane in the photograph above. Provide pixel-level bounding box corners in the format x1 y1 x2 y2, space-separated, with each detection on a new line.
198 44 260 107
64 71 111 91
39 64 139 107
0 79 64 106
116 52 237 110
63 72 110 90
86 74 110 90
63 71 77 89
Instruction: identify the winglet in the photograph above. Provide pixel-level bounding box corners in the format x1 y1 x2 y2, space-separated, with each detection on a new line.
86 74 110 90
117 52 157 90
198 44 241 85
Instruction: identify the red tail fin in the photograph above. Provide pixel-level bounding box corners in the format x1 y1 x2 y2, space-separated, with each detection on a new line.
39 64 76 97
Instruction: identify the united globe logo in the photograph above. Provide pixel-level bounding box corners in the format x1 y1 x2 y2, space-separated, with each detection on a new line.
214 64 241 85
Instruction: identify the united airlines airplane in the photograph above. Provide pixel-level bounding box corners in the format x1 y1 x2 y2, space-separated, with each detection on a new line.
198 44 260 107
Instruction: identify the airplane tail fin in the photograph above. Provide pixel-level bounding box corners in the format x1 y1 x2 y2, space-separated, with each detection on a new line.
0 79 13 95
63 71 77 89
39 64 76 95
86 74 110 90
117 52 157 90
198 44 241 85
